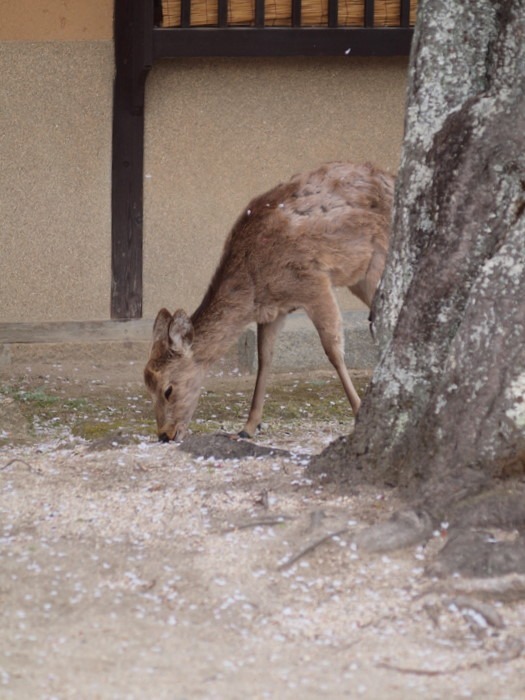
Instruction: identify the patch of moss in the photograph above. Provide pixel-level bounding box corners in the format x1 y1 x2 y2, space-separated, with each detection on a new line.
1 371 370 444
1 382 154 444
193 374 369 431
73 421 125 441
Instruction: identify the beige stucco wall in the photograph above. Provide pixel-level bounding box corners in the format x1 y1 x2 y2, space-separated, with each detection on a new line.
1 0 114 323
1 1 409 324
0 0 113 41
0 42 114 323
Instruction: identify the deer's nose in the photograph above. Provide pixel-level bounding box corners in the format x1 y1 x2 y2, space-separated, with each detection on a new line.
158 432 170 443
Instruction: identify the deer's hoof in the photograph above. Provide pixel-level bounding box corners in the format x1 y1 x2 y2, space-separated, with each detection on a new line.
238 430 252 439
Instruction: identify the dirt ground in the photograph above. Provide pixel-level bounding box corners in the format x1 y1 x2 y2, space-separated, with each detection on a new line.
1 358 524 699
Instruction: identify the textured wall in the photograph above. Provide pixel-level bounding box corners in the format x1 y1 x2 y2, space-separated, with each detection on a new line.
0 0 113 41
0 42 114 322
1 1 114 323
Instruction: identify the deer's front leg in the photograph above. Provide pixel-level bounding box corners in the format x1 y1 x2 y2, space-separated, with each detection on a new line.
239 314 287 438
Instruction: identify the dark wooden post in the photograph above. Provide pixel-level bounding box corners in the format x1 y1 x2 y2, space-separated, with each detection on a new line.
111 0 153 319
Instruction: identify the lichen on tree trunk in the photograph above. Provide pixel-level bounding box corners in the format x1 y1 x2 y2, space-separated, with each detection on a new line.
311 0 525 554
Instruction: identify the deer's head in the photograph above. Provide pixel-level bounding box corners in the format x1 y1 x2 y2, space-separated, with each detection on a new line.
144 308 203 442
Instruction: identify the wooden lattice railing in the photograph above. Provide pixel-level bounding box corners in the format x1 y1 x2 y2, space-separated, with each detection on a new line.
159 0 417 27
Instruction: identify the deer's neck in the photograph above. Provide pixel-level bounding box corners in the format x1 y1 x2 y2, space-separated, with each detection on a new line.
190 271 253 368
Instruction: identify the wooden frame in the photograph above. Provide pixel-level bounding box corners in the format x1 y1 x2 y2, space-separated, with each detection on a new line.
111 0 414 318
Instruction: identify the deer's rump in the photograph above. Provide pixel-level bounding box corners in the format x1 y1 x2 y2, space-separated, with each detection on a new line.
223 162 394 308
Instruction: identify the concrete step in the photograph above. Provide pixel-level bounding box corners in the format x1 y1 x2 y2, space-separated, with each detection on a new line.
0 311 377 378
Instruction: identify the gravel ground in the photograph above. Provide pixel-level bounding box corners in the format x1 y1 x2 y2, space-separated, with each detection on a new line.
1 364 524 699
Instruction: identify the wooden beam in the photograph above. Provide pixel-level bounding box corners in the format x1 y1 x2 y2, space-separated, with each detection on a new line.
152 27 413 59
111 0 153 320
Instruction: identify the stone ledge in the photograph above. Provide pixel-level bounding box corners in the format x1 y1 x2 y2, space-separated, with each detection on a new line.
0 311 377 375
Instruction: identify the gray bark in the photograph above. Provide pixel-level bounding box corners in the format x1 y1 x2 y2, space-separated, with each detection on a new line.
311 0 525 558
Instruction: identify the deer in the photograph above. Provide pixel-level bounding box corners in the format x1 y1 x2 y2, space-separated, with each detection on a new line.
144 161 394 442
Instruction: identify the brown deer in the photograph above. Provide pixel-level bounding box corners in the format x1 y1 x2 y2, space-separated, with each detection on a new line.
144 161 394 442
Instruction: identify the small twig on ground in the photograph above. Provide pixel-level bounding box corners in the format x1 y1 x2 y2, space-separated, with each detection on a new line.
221 515 295 534
277 527 350 571
377 636 523 676
421 573 525 602
376 662 445 677
0 458 42 475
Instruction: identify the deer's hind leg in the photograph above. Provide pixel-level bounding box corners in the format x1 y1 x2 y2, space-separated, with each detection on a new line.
305 284 362 416
240 313 287 438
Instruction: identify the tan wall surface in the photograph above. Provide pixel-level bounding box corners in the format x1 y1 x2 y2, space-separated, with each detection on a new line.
143 57 408 317
0 0 113 41
1 2 113 323
0 42 113 323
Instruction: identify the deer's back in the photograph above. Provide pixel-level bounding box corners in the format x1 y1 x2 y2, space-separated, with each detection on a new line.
195 162 394 326
239 161 391 286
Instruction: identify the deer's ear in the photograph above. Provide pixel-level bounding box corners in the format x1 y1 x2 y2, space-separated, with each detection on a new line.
152 308 173 345
168 309 194 355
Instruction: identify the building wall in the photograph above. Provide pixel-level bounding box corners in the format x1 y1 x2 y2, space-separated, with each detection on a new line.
0 0 113 40
1 1 408 324
0 1 114 323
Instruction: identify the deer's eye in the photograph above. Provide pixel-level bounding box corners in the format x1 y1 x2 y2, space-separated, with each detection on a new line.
164 386 173 400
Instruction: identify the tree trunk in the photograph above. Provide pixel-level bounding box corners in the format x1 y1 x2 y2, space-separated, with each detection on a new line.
311 0 525 570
